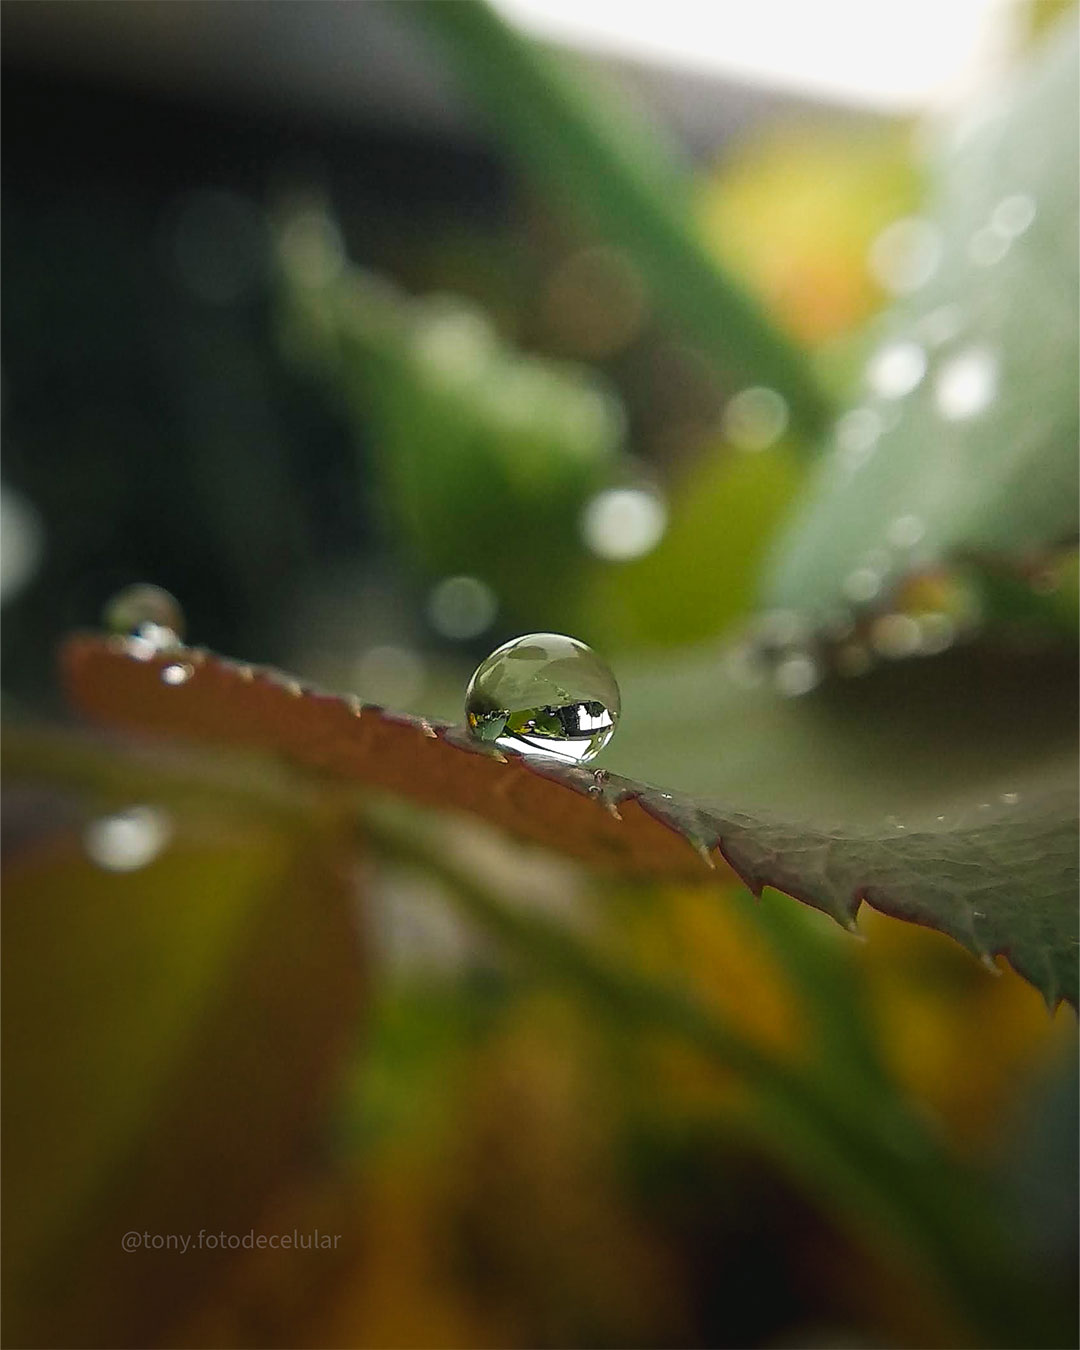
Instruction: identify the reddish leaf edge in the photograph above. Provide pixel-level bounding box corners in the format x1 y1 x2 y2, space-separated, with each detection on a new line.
59 634 1078 1009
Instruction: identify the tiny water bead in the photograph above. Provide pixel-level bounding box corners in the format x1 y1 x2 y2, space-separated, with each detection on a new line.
465 633 620 765
105 583 185 654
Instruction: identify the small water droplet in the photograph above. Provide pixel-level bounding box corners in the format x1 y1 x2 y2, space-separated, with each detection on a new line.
161 662 194 686
580 486 667 561
868 217 942 295
870 613 922 659
935 346 998 421
84 805 172 872
1001 791 1019 805
967 225 1011 268
105 583 185 655
991 194 1036 238
867 340 927 399
465 633 619 765
774 652 821 698
887 514 926 549
722 386 789 452
843 568 883 604
936 814 946 822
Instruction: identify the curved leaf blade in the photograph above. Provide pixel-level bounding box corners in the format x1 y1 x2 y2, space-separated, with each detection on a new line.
60 636 1078 1005
763 18 1079 621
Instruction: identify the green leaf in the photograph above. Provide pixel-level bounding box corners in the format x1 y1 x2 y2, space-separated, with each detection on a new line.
59 635 1078 1007
410 0 830 437
762 18 1079 622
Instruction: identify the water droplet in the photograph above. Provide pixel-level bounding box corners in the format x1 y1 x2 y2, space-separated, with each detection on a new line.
991 194 1036 238
935 346 998 421
465 633 619 764
843 568 883 604
918 303 963 347
105 583 185 656
887 514 926 549
84 805 172 872
581 486 666 561
774 653 821 698
161 662 194 685
870 613 922 659
868 217 942 295
427 575 498 640
968 225 1010 268
1001 791 1019 805
867 341 927 399
722 386 789 452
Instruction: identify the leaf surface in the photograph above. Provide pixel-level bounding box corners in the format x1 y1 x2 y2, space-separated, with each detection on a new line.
60 636 1078 1006
763 19 1079 622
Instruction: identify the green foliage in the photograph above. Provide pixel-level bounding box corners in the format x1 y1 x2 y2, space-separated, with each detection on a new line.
763 18 1079 622
413 0 831 436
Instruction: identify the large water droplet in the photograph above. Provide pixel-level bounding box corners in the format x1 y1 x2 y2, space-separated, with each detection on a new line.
934 346 998 421
105 583 185 656
465 633 619 764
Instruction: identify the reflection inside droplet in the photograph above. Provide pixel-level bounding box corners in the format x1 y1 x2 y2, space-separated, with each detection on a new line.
935 346 998 420
84 805 173 872
161 663 194 685
1001 791 1020 805
581 486 667 561
866 340 927 399
722 386 789 452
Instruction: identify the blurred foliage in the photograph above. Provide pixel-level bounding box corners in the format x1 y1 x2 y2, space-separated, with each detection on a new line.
2 1 1078 1347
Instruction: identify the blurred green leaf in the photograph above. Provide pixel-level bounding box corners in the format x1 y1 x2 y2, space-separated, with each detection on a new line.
1 782 363 1348
278 258 617 629
763 18 1079 625
411 0 830 437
